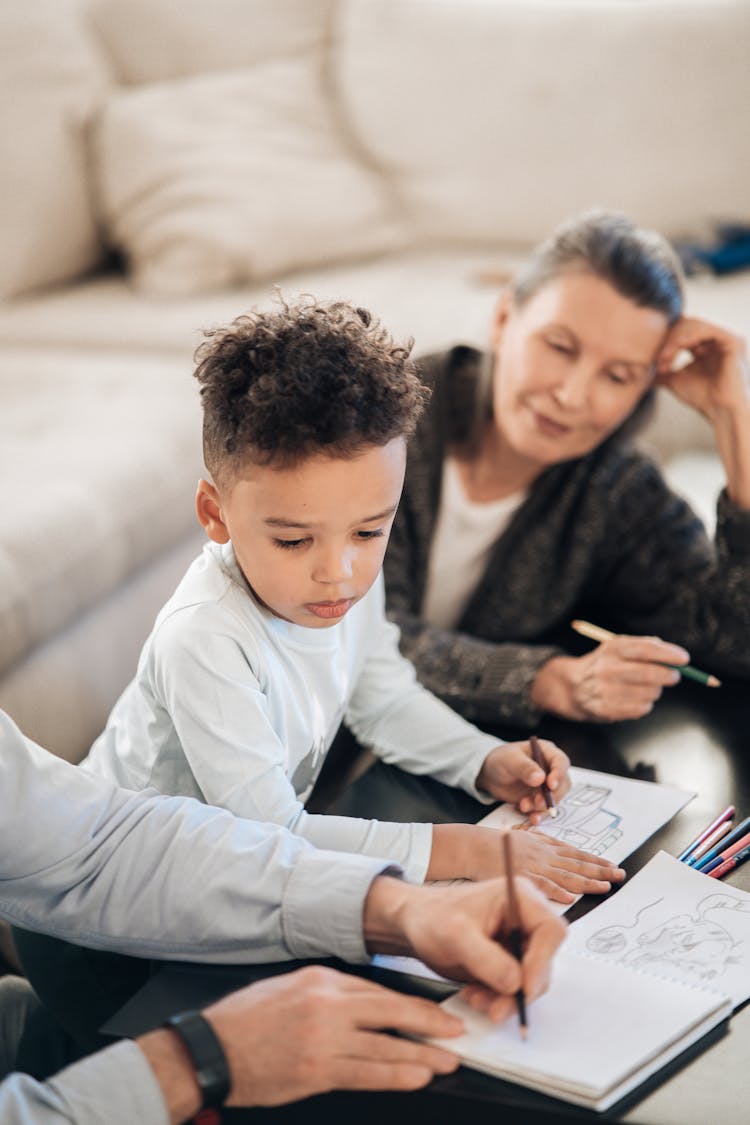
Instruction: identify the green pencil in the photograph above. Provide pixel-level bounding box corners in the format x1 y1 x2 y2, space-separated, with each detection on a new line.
571 620 721 688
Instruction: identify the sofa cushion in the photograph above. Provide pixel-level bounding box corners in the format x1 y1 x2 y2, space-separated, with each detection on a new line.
0 249 519 356
0 1 111 299
0 348 202 677
93 62 406 295
336 0 750 245
88 0 335 84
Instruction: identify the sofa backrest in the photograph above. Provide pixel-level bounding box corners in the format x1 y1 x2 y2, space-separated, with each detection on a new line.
335 0 750 249
2 0 749 300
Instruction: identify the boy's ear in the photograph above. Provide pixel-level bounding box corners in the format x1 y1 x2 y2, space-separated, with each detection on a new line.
490 289 512 351
196 479 230 544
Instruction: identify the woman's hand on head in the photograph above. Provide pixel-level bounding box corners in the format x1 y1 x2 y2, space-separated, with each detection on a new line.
656 315 750 422
657 315 750 509
530 636 689 723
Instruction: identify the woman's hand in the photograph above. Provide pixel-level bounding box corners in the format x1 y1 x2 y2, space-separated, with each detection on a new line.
657 315 750 421
530 636 690 722
476 739 571 817
426 823 625 904
657 316 750 509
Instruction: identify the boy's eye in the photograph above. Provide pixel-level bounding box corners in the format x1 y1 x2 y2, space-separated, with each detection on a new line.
356 528 385 541
546 338 573 355
274 538 307 550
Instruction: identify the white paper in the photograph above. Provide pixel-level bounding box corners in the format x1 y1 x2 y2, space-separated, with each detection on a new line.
568 850 750 1007
374 769 694 981
479 766 694 867
433 947 730 1111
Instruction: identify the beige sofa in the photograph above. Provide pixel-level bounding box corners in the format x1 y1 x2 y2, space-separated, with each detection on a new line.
1 0 748 763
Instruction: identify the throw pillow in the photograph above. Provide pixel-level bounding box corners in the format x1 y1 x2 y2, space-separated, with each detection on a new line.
93 61 406 295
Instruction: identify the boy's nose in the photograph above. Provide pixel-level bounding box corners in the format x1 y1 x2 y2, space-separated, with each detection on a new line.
312 548 354 584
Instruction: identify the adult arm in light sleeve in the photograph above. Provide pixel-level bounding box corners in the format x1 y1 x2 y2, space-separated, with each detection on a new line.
0 711 393 966
0 1041 167 1125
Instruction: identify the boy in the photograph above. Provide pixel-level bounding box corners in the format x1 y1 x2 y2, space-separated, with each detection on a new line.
83 296 622 895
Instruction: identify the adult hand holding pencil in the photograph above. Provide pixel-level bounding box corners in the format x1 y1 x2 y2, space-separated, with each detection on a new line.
571 621 721 688
532 620 721 724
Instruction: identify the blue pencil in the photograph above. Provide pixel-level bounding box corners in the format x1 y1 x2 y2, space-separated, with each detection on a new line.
693 815 750 871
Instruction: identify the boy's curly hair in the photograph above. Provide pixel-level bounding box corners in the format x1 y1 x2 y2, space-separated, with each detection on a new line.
194 295 430 483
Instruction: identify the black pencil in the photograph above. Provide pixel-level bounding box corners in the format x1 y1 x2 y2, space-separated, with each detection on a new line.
530 735 558 819
503 831 528 1039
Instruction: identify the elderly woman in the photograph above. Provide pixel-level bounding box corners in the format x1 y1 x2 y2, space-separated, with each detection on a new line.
384 211 750 727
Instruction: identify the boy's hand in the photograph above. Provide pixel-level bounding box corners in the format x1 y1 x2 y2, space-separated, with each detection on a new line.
427 823 624 903
476 739 571 819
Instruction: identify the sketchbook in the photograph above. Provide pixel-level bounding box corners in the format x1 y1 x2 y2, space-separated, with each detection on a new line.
479 766 694 886
430 852 750 1112
374 767 693 981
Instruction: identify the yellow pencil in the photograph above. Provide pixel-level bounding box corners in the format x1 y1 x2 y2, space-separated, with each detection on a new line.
570 620 721 688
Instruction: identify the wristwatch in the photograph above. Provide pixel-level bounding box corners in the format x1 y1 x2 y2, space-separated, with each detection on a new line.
165 1009 231 1110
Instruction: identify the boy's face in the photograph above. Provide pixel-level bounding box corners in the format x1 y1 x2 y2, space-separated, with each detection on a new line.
196 439 407 628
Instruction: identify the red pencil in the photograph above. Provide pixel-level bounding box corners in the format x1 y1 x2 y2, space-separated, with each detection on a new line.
709 842 750 880
711 829 750 866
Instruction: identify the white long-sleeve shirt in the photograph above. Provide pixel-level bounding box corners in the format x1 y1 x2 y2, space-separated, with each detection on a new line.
0 708 398 1123
84 542 498 881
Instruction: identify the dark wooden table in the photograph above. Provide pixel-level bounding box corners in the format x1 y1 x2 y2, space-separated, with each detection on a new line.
107 676 750 1123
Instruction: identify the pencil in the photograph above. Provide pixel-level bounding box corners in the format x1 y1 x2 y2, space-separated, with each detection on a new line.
570 620 721 688
701 829 750 875
688 820 734 864
693 815 750 871
529 735 558 819
677 804 734 862
503 831 528 1040
709 842 750 880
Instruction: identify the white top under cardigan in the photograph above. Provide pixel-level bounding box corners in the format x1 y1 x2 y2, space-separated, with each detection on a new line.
83 541 498 882
423 458 526 629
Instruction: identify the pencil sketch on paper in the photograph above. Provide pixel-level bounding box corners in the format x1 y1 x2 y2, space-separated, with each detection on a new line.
585 893 750 982
533 783 624 856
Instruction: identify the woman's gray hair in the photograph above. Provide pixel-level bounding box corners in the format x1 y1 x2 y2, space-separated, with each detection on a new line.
513 209 684 325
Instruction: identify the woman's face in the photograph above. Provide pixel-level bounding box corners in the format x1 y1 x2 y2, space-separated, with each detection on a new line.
492 271 670 466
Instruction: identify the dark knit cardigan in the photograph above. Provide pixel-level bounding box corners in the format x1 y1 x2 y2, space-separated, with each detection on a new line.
384 347 750 728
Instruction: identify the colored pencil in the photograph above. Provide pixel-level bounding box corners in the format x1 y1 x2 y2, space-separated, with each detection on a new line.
570 620 721 688
701 830 750 875
677 804 735 862
529 735 557 819
503 831 528 1040
688 821 734 864
709 842 750 880
694 816 750 871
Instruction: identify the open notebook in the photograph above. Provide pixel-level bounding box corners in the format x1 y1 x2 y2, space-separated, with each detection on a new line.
430 853 750 1112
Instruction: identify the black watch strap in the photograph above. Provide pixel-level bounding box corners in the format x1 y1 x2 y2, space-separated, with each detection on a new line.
165 1009 231 1110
